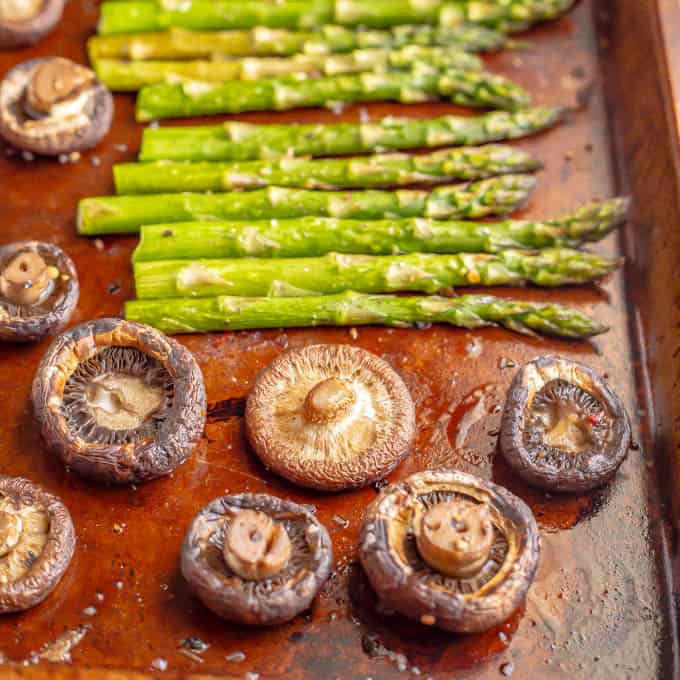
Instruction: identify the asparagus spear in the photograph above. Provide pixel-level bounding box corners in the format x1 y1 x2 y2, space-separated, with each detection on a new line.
139 107 564 162
95 45 483 91
115 146 540 194
87 24 507 61
78 175 535 235
125 290 607 338
133 249 621 299
132 198 629 261
98 0 576 35
136 65 531 121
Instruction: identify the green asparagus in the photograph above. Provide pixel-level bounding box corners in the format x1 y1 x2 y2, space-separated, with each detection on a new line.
95 46 484 91
133 249 621 299
115 146 540 194
87 24 508 61
125 290 607 338
139 108 564 162
78 175 535 235
131 198 629 261
98 0 576 35
136 65 531 121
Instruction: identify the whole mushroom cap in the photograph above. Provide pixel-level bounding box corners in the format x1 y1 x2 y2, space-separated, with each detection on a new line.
0 0 64 49
181 493 333 626
0 57 113 156
499 355 631 492
0 240 79 343
0 475 75 614
359 470 540 634
245 344 416 491
32 318 207 484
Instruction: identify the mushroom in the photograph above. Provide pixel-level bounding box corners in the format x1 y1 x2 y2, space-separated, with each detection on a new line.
0 475 75 614
31 317 206 484
181 493 333 626
0 0 64 49
499 356 631 492
359 470 540 634
0 240 79 343
245 344 415 491
0 57 113 156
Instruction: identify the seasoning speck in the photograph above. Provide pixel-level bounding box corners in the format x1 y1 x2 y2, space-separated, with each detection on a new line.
349 327 359 340
332 514 349 529
115 581 123 590
151 658 168 672
226 651 246 663
161 229 174 238
245 673 259 680
91 156 102 167
93 239 105 252
108 281 121 295
115 144 129 153
181 637 209 653
149 120 160 129
500 661 515 676
82 606 97 616
21 150 35 162
69 151 81 163
95 592 104 602
58 154 69 164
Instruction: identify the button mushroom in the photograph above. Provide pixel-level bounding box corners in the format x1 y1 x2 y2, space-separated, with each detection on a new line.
245 344 415 491
181 493 333 626
0 240 78 343
0 57 113 156
32 318 206 484
359 470 540 634
0 0 64 49
0 475 75 614
499 356 631 492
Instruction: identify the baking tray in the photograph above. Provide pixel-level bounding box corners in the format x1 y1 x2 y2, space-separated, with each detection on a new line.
0 0 679 677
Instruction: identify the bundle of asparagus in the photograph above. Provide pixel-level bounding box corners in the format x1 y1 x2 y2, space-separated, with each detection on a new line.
95 44 486 91
98 0 577 35
125 291 608 339
135 64 531 121
139 108 564 162
78 175 536 235
114 145 541 194
87 24 509 61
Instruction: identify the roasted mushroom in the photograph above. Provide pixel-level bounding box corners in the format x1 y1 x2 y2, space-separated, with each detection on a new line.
32 318 206 484
0 240 78 343
499 356 631 492
0 475 75 614
359 470 540 634
181 493 333 626
0 57 113 156
0 0 64 49
246 344 415 491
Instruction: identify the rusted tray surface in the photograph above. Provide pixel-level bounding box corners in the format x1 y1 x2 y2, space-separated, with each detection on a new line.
0 1 678 678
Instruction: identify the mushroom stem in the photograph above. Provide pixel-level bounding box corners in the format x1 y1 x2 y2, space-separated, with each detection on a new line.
0 0 44 21
0 510 23 558
414 500 494 578
25 59 93 118
222 509 292 581
303 377 356 424
0 251 51 305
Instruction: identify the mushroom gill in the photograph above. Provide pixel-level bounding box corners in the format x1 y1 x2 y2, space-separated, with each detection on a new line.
246 344 415 491
359 470 540 633
0 241 79 343
499 356 631 492
62 346 173 446
182 494 333 625
0 494 49 586
0 57 113 155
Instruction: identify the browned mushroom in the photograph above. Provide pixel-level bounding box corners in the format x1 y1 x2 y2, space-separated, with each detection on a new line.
181 493 333 626
359 470 540 634
0 240 78 343
0 57 113 156
245 344 415 491
0 475 75 614
499 356 631 492
31 317 206 484
0 0 64 49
